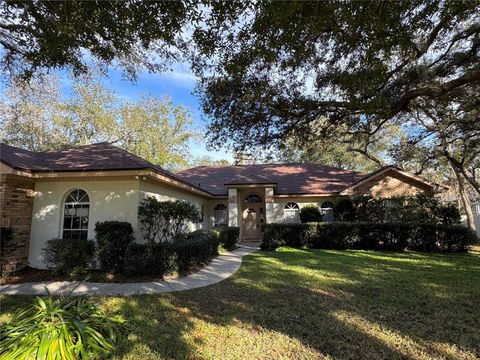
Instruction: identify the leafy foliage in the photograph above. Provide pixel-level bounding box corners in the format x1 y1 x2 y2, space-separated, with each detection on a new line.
214 226 240 250
0 226 13 274
124 229 218 276
299 205 322 223
42 238 95 276
138 197 201 244
261 222 477 253
0 295 124 359
0 72 199 170
334 198 356 222
351 195 462 225
95 221 135 274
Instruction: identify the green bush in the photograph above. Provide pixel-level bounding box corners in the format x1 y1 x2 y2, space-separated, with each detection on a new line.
124 242 177 276
261 222 477 252
299 205 322 223
0 295 124 359
437 204 461 225
334 198 356 221
215 226 240 250
124 229 218 276
1 227 13 273
176 230 219 273
260 223 317 250
437 225 477 252
95 221 134 273
42 238 95 276
138 197 201 243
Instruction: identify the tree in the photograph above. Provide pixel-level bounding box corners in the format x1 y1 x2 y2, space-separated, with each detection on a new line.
116 96 198 170
0 74 69 151
0 1 248 80
0 1 194 79
189 1 480 213
0 73 199 170
190 155 230 167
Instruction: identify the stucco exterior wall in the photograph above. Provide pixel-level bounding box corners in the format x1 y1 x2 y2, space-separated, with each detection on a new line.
29 179 140 268
271 196 338 223
140 180 212 232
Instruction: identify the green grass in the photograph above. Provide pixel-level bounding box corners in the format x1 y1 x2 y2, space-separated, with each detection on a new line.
2 248 480 359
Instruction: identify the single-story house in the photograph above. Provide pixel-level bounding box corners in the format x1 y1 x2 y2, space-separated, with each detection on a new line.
0 142 442 270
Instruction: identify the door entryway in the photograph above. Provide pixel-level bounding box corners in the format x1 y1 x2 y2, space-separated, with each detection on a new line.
243 207 261 240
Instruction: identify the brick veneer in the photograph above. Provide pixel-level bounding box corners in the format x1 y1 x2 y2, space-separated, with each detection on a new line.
350 170 434 198
0 174 35 272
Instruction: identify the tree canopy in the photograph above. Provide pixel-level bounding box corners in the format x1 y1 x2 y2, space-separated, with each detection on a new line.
0 73 199 170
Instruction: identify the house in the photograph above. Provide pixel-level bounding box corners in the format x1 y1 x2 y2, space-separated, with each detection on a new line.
0 142 442 270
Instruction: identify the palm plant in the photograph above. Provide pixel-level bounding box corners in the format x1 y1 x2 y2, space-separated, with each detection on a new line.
0 292 124 359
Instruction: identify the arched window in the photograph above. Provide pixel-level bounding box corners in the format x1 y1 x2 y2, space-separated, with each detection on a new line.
63 189 89 240
321 201 335 222
284 202 300 223
245 193 263 203
213 203 227 226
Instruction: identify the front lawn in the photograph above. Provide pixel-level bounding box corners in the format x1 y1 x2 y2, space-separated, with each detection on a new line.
2 248 480 359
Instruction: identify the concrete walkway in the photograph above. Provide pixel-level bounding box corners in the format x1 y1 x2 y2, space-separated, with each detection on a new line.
0 245 258 296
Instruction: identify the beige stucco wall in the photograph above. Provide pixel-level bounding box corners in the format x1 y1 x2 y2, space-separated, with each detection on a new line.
29 179 141 268
271 196 338 223
140 179 213 232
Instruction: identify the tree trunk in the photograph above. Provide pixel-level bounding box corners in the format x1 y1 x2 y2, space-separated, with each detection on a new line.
449 162 476 231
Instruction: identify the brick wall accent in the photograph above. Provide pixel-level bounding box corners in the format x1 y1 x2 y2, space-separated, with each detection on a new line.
350 170 434 198
0 174 35 272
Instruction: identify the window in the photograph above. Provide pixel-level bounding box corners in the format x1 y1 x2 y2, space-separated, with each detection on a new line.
62 189 89 240
213 203 227 226
321 201 335 222
284 202 300 223
245 193 263 203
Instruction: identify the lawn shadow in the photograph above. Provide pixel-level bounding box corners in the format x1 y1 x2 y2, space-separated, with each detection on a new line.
168 249 480 359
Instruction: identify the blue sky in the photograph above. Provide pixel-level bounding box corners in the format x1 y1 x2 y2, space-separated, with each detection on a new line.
38 62 231 163
103 65 233 162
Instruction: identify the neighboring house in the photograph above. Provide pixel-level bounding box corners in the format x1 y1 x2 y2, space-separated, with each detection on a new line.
0 142 442 270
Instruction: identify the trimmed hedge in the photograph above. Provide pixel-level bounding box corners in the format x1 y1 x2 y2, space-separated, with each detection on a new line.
42 238 95 275
261 222 477 253
95 221 135 273
124 229 219 277
214 226 240 250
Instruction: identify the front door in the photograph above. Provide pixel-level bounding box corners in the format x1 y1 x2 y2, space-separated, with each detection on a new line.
243 207 261 240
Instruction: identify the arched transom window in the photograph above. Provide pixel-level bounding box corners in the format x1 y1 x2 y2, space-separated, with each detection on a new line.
63 189 89 240
245 193 263 203
284 202 300 223
321 201 335 222
213 203 227 226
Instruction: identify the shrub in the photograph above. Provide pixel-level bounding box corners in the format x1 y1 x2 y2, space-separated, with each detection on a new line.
95 221 134 273
299 205 322 223
261 223 317 250
124 242 177 276
436 204 461 225
124 229 218 276
334 198 356 221
42 238 95 276
261 222 476 252
437 225 477 252
0 227 13 273
0 295 124 359
215 226 240 250
176 230 219 273
138 197 201 243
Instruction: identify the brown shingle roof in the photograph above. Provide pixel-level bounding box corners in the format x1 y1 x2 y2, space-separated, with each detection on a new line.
0 142 210 194
0 142 151 172
1 143 368 196
176 164 366 196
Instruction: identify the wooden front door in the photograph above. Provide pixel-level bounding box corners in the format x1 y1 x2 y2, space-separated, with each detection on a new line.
243 207 261 240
